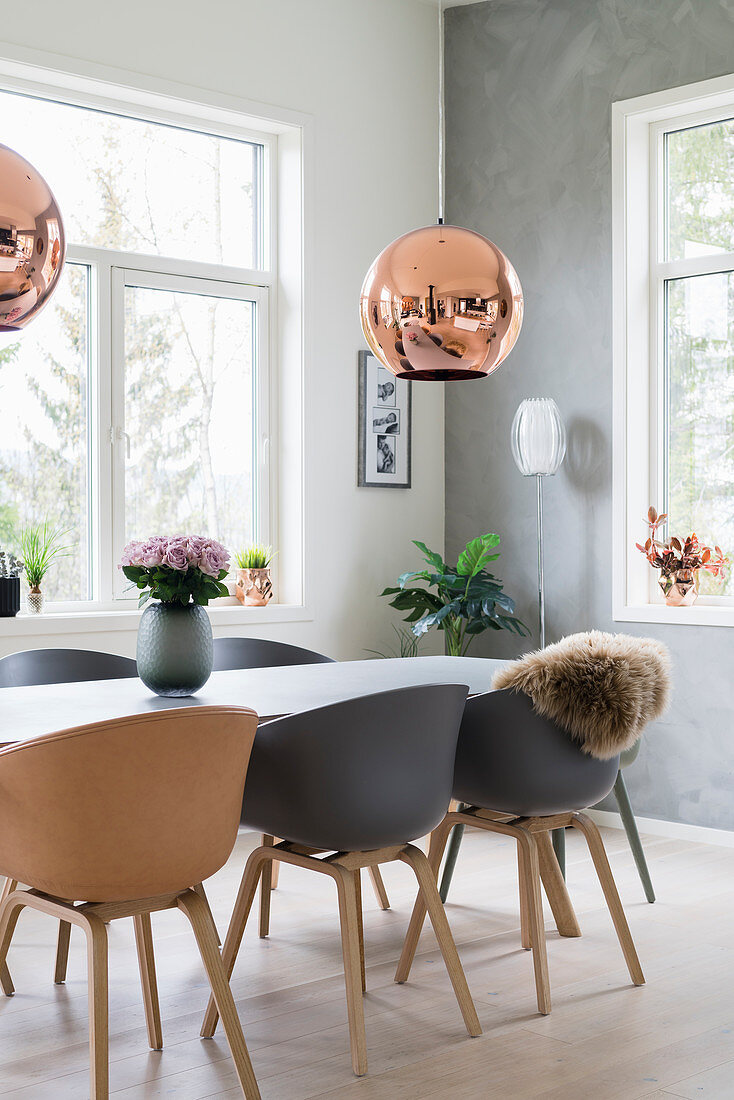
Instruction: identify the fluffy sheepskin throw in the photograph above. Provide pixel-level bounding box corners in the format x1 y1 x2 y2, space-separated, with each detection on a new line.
492 631 672 759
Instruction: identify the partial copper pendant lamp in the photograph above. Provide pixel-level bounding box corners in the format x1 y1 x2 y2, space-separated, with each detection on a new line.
0 144 66 332
359 2 523 382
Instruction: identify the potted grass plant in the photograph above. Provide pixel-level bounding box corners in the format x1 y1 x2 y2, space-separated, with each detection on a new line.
18 520 70 614
233 544 274 606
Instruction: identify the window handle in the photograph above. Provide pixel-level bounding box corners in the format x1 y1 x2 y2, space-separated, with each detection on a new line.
110 426 131 459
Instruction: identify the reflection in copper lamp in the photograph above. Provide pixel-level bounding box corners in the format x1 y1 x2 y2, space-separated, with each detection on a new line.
360 224 524 381
0 144 66 332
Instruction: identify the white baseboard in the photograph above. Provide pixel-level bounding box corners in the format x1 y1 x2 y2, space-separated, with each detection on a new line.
587 808 734 849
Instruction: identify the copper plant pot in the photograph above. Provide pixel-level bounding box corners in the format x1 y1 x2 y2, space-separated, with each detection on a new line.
659 569 698 607
235 567 273 607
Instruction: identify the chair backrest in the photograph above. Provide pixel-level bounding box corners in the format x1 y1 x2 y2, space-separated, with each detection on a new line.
0 648 138 688
453 689 619 817
212 636 335 671
241 683 469 851
0 706 259 903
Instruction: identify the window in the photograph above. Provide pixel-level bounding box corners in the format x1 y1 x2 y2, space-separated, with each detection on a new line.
613 74 734 625
0 82 274 608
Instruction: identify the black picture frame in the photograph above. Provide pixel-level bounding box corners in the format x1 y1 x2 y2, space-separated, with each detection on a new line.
358 350 412 488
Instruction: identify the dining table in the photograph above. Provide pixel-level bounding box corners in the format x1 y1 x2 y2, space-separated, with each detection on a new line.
0 655 506 746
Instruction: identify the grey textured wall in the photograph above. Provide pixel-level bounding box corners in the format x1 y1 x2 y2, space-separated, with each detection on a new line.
444 0 734 830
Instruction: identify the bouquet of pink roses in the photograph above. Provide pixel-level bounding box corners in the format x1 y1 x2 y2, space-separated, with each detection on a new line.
120 535 230 607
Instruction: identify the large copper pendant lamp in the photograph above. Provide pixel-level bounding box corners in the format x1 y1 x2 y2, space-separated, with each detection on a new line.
0 144 66 332
359 3 523 382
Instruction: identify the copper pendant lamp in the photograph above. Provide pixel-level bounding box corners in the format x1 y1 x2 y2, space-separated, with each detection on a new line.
359 2 523 382
0 143 66 332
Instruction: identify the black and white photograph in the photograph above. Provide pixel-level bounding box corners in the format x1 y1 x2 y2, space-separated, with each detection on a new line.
376 366 396 406
358 349 411 488
372 407 400 435
376 434 395 474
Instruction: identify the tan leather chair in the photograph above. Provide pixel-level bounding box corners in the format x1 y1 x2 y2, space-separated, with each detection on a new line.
0 707 261 1100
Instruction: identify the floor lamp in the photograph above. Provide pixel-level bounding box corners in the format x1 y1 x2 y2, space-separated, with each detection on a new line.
510 398 566 649
511 398 568 871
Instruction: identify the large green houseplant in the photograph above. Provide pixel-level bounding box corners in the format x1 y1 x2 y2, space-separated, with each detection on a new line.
380 533 527 656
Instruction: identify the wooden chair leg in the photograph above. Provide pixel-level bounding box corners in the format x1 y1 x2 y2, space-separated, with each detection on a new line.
614 770 655 903
82 911 109 1100
0 890 25 997
192 882 220 946
367 865 390 910
259 834 275 938
178 889 260 1099
133 913 163 1050
571 812 645 986
517 843 532 950
399 844 481 1037
0 877 16 905
201 845 271 1038
536 831 581 938
395 818 453 983
333 864 368 1076
355 870 366 993
517 831 552 1015
54 921 72 984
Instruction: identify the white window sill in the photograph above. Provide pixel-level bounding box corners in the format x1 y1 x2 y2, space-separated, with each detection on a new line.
0 601 311 637
614 602 734 628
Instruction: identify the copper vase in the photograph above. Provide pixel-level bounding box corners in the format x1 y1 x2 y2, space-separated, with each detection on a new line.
659 569 698 607
235 567 273 607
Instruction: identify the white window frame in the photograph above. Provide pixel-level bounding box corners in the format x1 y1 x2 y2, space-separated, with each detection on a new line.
0 51 311 632
613 72 734 628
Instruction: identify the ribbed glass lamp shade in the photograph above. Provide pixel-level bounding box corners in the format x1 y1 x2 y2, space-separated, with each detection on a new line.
511 398 566 476
360 224 524 381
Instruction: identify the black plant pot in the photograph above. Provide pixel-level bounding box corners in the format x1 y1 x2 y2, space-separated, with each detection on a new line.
0 577 20 617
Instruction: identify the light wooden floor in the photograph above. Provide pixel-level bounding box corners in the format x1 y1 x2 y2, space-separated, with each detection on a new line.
0 824 732 1098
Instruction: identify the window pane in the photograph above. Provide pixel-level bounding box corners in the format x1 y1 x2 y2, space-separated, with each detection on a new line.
666 271 734 595
0 264 90 601
666 119 734 260
0 90 261 268
123 285 255 559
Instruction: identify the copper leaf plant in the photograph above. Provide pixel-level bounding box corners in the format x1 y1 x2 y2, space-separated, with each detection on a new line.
636 506 728 580
380 533 528 657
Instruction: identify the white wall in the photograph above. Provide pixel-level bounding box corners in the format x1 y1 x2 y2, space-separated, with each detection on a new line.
0 0 444 661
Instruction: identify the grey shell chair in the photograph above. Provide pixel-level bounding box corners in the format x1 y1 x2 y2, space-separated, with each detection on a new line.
0 648 137 688
396 689 645 1016
201 684 482 1077
212 637 334 671
440 697 656 904
0 647 138 994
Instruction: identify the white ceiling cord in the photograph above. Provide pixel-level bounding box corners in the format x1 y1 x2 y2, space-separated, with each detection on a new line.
438 0 445 224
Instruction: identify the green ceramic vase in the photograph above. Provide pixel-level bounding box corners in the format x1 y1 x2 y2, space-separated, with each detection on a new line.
136 602 213 697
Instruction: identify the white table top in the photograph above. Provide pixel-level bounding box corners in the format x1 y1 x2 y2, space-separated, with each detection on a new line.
0 656 504 745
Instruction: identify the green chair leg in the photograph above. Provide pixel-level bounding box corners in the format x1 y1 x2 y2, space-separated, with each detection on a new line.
613 769 655 903
552 827 566 878
439 823 464 903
